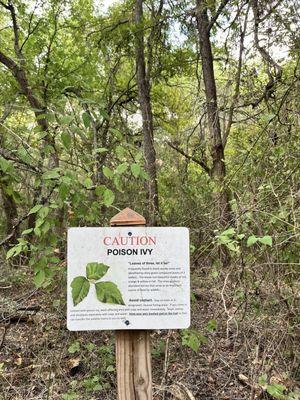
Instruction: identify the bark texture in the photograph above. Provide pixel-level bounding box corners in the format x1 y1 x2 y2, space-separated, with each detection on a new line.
0 106 18 244
135 0 159 226
196 0 231 228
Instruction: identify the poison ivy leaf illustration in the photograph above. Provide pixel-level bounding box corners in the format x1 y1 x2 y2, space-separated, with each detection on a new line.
95 282 124 305
86 262 109 281
71 276 90 306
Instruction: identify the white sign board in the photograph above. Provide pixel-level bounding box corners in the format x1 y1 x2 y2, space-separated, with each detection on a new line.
67 227 190 331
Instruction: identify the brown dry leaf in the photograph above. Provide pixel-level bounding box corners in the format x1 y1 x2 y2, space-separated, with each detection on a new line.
67 357 80 370
14 356 22 366
238 374 249 383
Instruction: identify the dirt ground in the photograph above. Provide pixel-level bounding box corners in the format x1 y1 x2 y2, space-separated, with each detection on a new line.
0 260 299 400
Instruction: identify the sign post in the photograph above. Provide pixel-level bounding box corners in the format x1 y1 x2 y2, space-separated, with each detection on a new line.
110 208 151 400
67 207 190 400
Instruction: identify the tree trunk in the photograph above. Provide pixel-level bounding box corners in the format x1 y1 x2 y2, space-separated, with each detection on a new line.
0 2 59 231
134 0 159 226
196 0 231 228
0 106 19 244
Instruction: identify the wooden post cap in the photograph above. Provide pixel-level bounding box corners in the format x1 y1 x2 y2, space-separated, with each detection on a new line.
110 207 146 226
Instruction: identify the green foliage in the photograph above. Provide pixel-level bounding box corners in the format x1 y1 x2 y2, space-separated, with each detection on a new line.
71 262 124 306
103 189 115 207
258 375 300 400
181 329 208 352
215 227 240 252
68 341 81 354
205 319 217 333
247 235 273 247
152 339 166 357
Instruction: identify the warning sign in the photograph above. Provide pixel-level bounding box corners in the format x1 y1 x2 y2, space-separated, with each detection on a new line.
67 227 190 330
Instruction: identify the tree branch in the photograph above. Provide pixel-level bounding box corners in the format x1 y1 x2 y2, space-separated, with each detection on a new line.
223 2 250 146
166 141 210 175
207 0 231 32
251 0 283 105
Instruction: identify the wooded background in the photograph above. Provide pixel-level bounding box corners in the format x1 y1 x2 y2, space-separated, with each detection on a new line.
0 0 299 399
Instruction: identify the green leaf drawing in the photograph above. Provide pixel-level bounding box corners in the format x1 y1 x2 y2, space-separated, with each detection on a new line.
86 262 109 281
95 281 124 305
71 276 90 306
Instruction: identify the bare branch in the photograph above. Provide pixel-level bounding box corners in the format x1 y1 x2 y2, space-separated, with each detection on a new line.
251 0 283 105
166 141 210 175
207 0 231 32
0 1 9 10
223 2 250 146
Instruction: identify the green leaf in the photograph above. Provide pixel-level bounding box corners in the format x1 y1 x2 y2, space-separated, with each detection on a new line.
95 281 125 305
84 177 93 189
34 269 46 288
109 127 122 139
68 341 80 354
103 166 114 179
95 147 108 154
181 329 207 352
116 163 128 174
61 132 72 149
211 270 219 278
100 110 110 120
258 373 268 388
82 112 91 128
266 383 286 399
42 169 60 180
71 276 90 306
221 228 235 236
62 393 79 400
103 189 115 207
86 262 109 281
258 236 273 246
131 163 141 178
59 183 69 200
21 228 33 235
38 206 49 219
28 204 43 215
261 113 276 123
247 235 258 247
139 169 149 180
94 185 106 196
6 246 17 259
60 116 74 125
0 157 12 173
205 319 217 332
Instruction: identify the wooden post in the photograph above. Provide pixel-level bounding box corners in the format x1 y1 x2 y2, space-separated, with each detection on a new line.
110 208 152 400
